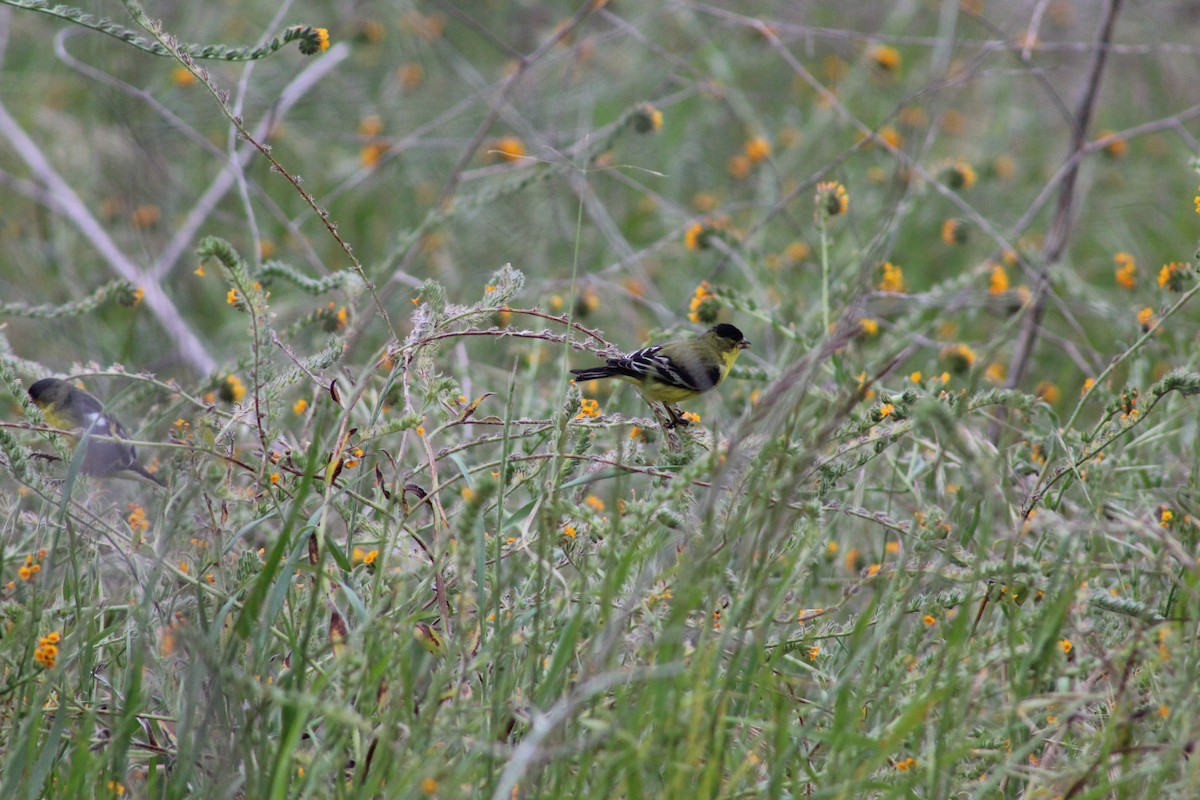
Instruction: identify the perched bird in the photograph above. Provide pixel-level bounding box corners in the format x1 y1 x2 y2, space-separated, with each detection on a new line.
570 323 750 426
27 378 165 487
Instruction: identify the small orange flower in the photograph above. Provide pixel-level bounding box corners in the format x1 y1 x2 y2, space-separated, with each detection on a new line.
868 44 902 74
727 154 752 180
816 181 849 217
397 63 425 90
360 142 389 168
941 218 968 245
844 546 863 571
940 159 976 189
1158 261 1191 292
358 115 384 137
685 223 707 251
876 124 903 150
940 344 976 373
632 103 663 133
1036 382 1061 405
490 136 527 162
131 204 161 228
171 67 197 87
744 136 772 163
878 261 905 293
219 375 246 404
988 263 1009 295
784 240 811 263
1114 252 1136 289
1096 129 1125 158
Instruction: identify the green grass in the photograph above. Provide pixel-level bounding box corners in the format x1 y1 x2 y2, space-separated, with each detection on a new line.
3 1 1200 797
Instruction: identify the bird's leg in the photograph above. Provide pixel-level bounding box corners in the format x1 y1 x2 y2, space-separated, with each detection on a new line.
649 403 678 430
650 404 684 453
665 403 688 428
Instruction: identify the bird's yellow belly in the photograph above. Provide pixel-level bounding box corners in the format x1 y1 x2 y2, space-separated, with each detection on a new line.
636 381 701 403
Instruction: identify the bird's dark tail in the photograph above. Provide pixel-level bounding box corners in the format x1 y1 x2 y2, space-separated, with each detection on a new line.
570 365 643 383
131 463 167 488
570 366 616 382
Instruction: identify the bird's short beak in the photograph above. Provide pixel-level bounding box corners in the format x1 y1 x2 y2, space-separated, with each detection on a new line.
738 340 751 349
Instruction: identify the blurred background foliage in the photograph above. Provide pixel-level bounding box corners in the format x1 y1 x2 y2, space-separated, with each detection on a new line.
2 1 1196 402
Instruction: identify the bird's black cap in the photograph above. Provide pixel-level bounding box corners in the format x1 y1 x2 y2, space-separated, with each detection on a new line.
28 378 59 403
711 323 745 342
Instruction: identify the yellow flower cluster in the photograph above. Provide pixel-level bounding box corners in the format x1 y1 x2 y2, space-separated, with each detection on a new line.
128 504 150 534
1157 261 1191 292
34 631 61 669
576 398 601 419
939 343 976 373
1114 252 1136 289
878 262 905 293
352 547 379 566
688 280 720 323
220 374 247 404
12 550 46 587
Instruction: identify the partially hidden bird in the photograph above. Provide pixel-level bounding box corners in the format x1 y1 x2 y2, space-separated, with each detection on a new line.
569 323 750 426
28 378 165 486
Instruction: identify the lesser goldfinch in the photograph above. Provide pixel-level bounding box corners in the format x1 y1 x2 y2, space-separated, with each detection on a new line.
28 378 165 487
570 323 750 426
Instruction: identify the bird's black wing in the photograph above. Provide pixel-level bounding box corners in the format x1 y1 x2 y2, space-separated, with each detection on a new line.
609 345 710 391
